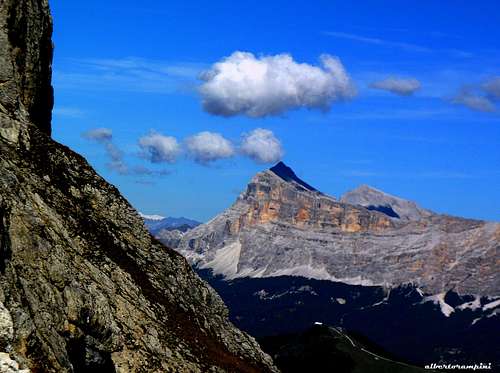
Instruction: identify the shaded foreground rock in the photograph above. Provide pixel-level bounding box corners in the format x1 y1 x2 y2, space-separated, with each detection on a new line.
0 1 277 372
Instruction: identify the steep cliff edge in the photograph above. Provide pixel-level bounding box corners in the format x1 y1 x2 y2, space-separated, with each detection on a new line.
0 1 277 372
0 0 53 141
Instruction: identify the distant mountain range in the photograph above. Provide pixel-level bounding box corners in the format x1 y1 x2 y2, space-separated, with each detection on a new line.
153 161 500 368
167 161 499 297
140 213 200 234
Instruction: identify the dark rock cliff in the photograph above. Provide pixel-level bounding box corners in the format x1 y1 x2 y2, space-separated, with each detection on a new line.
0 0 53 140
0 1 277 372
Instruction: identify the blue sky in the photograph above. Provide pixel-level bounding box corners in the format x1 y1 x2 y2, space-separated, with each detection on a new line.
50 0 500 222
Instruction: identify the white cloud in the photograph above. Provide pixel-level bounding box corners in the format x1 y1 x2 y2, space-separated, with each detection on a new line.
324 31 431 53
138 131 180 163
82 128 173 176
53 106 85 118
82 127 113 142
199 51 356 117
240 129 284 164
185 131 235 164
482 77 500 99
323 31 472 57
452 89 496 113
81 128 128 174
370 77 421 96
55 57 204 94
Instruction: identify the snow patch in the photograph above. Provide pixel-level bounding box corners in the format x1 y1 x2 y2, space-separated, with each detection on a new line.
139 212 165 221
258 265 376 286
422 293 455 317
483 299 500 311
253 285 318 300
457 297 481 311
471 317 482 326
201 241 242 277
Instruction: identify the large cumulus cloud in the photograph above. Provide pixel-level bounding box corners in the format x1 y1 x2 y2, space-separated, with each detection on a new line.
199 51 356 117
240 129 283 164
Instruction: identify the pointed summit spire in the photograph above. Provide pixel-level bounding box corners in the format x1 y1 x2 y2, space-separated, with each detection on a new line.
269 161 318 192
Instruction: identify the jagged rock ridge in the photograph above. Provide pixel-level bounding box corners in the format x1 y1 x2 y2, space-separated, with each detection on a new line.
0 1 277 372
169 162 500 297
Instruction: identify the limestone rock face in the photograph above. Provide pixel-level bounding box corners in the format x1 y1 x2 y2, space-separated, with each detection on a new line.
0 0 53 141
171 163 500 297
0 2 277 372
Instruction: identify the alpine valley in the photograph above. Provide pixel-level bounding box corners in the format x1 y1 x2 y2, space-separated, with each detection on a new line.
154 161 500 369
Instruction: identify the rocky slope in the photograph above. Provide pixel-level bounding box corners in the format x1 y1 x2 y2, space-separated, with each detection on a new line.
0 1 277 372
170 162 500 297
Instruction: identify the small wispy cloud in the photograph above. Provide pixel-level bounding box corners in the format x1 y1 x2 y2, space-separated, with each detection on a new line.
323 31 432 53
450 77 500 113
55 57 205 94
482 77 500 99
82 128 113 142
82 128 128 174
53 106 85 118
452 90 496 113
82 128 172 176
323 31 473 58
370 77 421 96
341 170 476 180
334 108 458 121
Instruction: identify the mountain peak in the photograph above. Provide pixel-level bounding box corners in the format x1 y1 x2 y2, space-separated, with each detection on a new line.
356 184 384 193
341 185 433 221
269 162 318 192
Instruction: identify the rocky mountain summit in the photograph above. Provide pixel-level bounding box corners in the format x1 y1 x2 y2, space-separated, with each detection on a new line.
340 184 433 221
0 1 277 372
170 162 500 297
